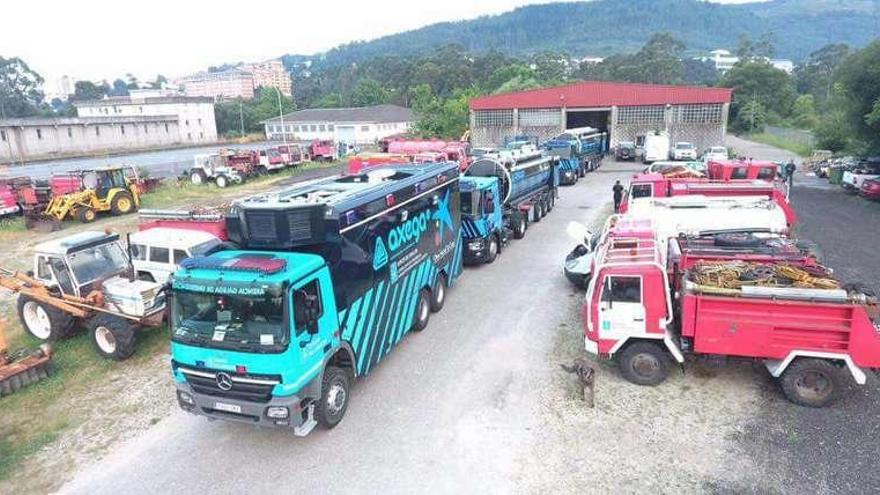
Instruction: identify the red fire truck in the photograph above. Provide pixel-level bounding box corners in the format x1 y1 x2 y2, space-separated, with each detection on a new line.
582 231 880 407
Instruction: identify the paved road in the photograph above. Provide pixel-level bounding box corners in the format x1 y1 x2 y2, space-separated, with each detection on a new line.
60 162 637 494
1 142 279 180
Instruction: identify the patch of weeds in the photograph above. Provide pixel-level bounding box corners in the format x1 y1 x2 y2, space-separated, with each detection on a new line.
0 424 66 481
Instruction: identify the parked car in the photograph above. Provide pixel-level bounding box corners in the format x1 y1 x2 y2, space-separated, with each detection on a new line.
616 141 636 161
860 177 880 200
671 142 697 161
129 227 223 284
703 146 729 162
842 158 880 193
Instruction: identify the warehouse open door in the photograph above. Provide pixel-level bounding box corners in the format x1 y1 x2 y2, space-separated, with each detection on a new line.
565 109 610 132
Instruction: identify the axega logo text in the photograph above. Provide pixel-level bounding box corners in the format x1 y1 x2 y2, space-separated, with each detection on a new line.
373 190 454 271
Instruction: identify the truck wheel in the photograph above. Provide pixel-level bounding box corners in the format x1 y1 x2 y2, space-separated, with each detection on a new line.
17 295 75 341
77 207 96 223
485 235 499 264
547 194 555 212
411 289 431 332
512 214 527 239
88 314 137 361
430 274 447 312
317 366 350 429
190 170 206 185
618 341 670 386
257 166 268 176
215 175 229 188
780 358 844 407
533 202 542 222
540 199 549 217
110 192 136 215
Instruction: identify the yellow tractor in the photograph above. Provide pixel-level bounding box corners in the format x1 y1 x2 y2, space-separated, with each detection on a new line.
43 167 140 224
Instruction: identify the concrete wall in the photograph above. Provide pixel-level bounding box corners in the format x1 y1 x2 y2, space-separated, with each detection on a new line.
0 120 182 164
264 121 411 144
77 101 217 144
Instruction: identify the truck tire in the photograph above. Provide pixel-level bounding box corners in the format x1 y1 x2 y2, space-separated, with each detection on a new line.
780 358 844 407
485 235 499 264
540 198 549 217
430 274 447 312
617 341 670 386
190 170 207 185
533 202 542 222
215 175 229 188
411 289 431 332
17 295 75 341
317 366 350 429
512 213 527 239
77 207 96 223
110 192 136 215
88 314 137 361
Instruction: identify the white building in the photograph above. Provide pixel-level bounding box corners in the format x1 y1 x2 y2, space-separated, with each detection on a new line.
0 116 181 164
703 49 794 74
263 104 414 145
75 95 217 143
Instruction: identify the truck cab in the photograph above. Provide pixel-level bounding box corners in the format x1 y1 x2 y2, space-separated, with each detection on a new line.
171 251 343 434
258 149 286 172
460 176 504 264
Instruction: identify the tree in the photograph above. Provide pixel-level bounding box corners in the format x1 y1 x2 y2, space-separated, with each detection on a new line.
350 77 391 106
834 39 880 152
125 73 139 90
794 44 850 103
734 99 767 133
789 94 819 130
682 59 718 86
149 74 168 89
72 81 108 101
110 78 130 96
251 87 296 124
0 56 45 118
720 61 797 132
735 33 775 61
573 33 686 85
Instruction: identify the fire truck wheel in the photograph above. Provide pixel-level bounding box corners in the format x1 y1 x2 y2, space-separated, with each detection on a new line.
512 214 527 239
190 170 206 185
430 274 447 313
411 289 431 332
317 366 350 429
77 207 96 223
215 175 229 189
618 341 670 386
110 192 136 215
17 295 75 341
780 358 844 408
486 235 499 264
88 314 137 361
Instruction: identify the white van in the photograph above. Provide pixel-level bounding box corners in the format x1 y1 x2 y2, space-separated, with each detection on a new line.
642 132 670 164
128 228 223 284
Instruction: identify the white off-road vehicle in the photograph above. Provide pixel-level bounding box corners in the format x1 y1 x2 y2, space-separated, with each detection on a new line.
190 153 245 188
129 227 223 284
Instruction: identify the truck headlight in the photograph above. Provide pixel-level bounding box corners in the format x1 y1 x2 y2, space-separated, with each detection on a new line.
467 240 484 251
266 406 289 419
178 391 195 407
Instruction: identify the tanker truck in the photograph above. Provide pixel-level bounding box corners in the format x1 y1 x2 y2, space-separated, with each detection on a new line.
464 145 559 240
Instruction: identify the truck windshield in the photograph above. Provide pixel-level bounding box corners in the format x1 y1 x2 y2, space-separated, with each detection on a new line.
68 242 129 285
172 291 288 352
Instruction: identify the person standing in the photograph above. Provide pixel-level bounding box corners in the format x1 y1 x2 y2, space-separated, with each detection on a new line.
613 180 624 213
785 160 796 188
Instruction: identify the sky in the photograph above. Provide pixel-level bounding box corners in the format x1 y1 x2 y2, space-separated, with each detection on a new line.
1 0 762 92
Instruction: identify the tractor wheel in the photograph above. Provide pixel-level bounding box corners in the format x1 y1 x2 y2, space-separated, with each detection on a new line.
190 170 207 185
780 358 844 407
88 314 137 361
215 175 229 189
17 295 76 341
77 207 96 223
110 192 136 215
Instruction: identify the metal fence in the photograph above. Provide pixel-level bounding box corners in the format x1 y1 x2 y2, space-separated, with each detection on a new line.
765 126 815 147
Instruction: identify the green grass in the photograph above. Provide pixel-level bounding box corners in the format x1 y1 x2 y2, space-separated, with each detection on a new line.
0 217 26 233
747 132 813 158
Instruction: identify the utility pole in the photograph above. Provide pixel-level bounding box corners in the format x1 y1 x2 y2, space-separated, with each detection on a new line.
239 99 245 136
275 86 287 148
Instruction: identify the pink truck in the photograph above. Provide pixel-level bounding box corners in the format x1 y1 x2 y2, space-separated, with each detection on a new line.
583 230 880 407
387 139 470 171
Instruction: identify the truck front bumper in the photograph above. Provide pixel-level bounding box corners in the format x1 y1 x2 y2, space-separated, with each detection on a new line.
175 382 306 429
560 170 578 185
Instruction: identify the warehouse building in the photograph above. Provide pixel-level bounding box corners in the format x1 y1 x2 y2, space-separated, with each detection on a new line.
469 81 732 153
75 95 217 144
263 104 414 145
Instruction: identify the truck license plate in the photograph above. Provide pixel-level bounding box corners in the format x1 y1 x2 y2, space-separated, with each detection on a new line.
214 402 241 414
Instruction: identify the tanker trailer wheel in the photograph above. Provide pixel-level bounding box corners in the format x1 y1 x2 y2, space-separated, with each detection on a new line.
317 366 350 429
215 175 229 189
533 202 543 223
617 341 670 386
88 314 137 361
17 295 75 341
540 198 549 217
780 358 844 407
512 213 527 239
429 274 447 313
411 289 431 332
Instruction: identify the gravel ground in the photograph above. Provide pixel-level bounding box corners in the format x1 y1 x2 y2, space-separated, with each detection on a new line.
728 137 880 493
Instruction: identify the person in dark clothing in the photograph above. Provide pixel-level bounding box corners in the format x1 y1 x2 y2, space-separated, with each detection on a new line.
613 180 624 213
785 160 796 188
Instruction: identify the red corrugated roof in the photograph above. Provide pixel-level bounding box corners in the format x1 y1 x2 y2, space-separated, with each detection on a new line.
470 80 732 110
